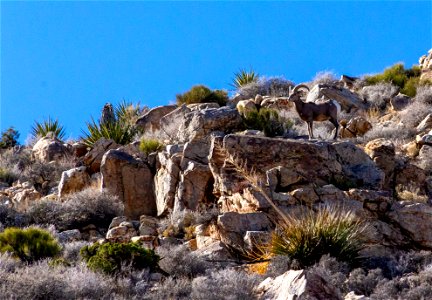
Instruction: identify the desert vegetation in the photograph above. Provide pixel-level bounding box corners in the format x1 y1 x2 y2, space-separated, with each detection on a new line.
1 49 432 299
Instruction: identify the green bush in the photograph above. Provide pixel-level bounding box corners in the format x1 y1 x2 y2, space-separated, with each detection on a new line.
242 108 287 137
176 85 228 106
30 117 66 141
80 242 160 275
0 227 60 263
270 205 366 268
365 63 423 97
139 138 164 155
231 68 259 89
0 167 18 186
0 127 19 149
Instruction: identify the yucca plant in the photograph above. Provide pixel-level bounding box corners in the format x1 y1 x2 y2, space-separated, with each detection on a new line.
30 117 66 141
270 205 367 268
231 68 259 89
81 117 135 148
115 100 147 128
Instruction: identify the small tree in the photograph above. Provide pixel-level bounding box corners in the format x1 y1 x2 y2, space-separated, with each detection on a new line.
0 127 20 149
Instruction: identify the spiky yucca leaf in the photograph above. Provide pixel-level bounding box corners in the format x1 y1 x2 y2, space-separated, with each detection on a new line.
81 117 135 148
271 205 366 268
231 68 259 89
115 100 145 127
30 117 66 141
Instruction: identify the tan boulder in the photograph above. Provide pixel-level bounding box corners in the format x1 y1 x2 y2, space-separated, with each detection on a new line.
306 84 367 112
417 114 432 133
217 211 272 249
364 139 396 189
11 188 41 210
58 166 91 198
135 105 177 133
419 49 432 81
339 116 372 138
417 145 432 171
101 149 156 219
236 99 258 117
256 269 342 300
106 222 138 243
32 137 70 162
83 138 119 174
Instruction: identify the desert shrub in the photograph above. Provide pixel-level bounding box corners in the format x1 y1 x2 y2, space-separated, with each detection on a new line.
364 63 422 97
266 255 301 277
270 205 366 268
176 85 228 106
80 242 160 275
30 117 66 141
362 123 416 142
242 108 287 137
157 244 210 278
0 167 18 186
0 205 29 228
0 227 60 263
139 138 164 155
61 241 90 264
0 127 19 149
231 68 259 89
28 188 123 231
191 268 260 300
360 82 399 110
0 261 118 299
311 71 338 86
414 85 432 106
237 76 295 99
345 268 384 296
145 276 192 300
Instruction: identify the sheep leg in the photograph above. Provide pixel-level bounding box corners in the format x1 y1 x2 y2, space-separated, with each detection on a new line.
307 121 314 139
330 118 339 140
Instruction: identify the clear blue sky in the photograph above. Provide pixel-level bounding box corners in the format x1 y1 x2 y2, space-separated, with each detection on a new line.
1 1 431 143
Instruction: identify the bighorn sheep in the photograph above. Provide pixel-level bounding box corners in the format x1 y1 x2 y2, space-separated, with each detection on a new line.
288 84 341 140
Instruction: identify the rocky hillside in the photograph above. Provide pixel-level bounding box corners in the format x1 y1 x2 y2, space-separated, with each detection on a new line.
1 50 432 299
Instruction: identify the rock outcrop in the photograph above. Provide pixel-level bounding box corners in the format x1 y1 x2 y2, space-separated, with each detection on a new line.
83 138 120 174
419 49 432 81
32 137 70 162
101 149 156 219
58 166 91 198
306 84 367 112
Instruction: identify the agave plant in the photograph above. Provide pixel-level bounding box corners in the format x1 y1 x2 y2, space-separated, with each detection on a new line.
81 117 135 148
30 117 66 141
231 68 259 89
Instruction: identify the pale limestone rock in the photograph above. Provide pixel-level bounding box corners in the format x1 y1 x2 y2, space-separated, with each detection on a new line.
139 215 159 236
194 240 232 262
417 145 432 171
101 149 156 219
130 235 158 249
344 291 369 300
217 212 272 249
135 105 177 133
419 49 432 81
364 139 396 189
417 113 432 133
219 187 271 213
256 269 342 300
83 138 119 174
236 99 258 117
58 166 91 199
339 116 372 138
401 140 420 157
243 231 271 251
11 188 41 210
106 223 138 243
32 137 69 162
174 160 213 212
109 216 127 230
307 83 367 112
387 202 432 248
154 151 182 216
290 186 319 205
160 105 243 143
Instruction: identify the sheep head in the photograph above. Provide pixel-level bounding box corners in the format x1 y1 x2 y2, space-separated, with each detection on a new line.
289 84 310 101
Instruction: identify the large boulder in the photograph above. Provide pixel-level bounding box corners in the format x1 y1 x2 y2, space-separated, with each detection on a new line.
101 149 156 219
364 139 396 189
419 49 432 81
32 137 70 162
209 135 384 200
83 138 119 174
387 202 432 248
339 116 372 138
159 105 243 143
256 269 342 300
417 145 432 172
135 105 177 135
306 84 367 112
58 166 91 198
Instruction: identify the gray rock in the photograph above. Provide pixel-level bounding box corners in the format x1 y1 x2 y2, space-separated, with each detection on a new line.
58 167 91 198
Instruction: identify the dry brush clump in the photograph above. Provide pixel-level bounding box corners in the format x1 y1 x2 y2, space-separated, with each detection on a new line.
28 188 123 231
236 76 295 99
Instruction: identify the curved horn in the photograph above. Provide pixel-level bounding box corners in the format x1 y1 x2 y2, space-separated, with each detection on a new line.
291 84 310 94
